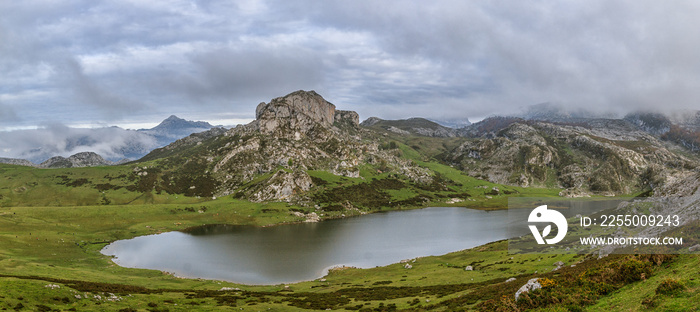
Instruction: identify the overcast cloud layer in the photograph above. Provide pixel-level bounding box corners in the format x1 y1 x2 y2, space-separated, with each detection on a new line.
2 0 700 132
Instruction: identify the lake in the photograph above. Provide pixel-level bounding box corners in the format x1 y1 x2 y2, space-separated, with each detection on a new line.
101 204 612 285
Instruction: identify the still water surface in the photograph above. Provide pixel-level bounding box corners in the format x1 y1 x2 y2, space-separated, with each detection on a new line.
101 206 602 285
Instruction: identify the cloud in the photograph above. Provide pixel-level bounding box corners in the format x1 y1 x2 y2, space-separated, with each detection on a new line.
160 44 326 103
0 100 18 122
0 124 158 163
2 0 700 128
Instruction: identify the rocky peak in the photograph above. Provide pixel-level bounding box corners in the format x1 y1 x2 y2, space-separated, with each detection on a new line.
360 117 383 127
255 90 358 135
152 115 213 132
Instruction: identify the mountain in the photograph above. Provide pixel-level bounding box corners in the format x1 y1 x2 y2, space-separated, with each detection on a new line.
623 112 672 135
520 102 611 122
130 91 700 205
360 117 459 137
138 90 433 204
667 110 700 132
137 115 214 147
445 117 697 196
1 89 700 216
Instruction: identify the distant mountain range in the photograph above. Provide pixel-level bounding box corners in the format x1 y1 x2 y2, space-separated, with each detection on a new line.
123 90 700 203
2 90 700 222
137 115 215 147
0 115 216 167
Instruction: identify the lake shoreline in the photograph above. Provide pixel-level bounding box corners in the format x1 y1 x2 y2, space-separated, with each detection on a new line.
102 207 514 285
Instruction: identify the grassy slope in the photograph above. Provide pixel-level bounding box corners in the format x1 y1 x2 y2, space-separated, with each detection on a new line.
0 202 696 310
0 134 693 310
0 164 206 207
587 254 700 311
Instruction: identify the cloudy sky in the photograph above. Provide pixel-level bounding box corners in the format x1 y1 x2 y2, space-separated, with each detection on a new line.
2 0 700 132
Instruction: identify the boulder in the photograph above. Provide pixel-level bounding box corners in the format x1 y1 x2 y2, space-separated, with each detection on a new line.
515 278 541 301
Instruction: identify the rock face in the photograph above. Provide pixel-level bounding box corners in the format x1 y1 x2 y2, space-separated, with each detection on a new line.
248 170 313 202
447 118 697 195
256 90 342 135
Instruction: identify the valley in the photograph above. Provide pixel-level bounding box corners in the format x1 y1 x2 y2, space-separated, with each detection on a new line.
0 90 698 311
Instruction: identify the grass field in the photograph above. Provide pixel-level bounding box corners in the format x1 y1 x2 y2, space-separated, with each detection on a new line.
0 156 695 311
1 193 697 311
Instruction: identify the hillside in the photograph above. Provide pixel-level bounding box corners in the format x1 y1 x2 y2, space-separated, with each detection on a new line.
0 90 698 311
445 118 698 196
361 117 459 137
4 91 699 210
134 90 542 211
0 91 560 210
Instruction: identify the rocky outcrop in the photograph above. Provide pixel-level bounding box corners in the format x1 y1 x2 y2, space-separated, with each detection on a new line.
360 117 382 127
447 119 697 194
334 110 359 127
248 170 313 202
0 157 36 167
255 90 337 135
515 278 541 301
39 152 113 168
142 90 433 203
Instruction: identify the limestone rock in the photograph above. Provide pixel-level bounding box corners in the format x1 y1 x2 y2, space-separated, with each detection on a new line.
256 90 336 135
0 157 36 167
334 110 359 126
515 278 541 301
248 170 313 202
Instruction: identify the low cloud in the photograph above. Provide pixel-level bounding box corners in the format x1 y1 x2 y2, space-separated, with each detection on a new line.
0 124 158 163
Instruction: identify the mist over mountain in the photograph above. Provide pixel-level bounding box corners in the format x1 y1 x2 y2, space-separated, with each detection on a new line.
0 116 214 164
428 118 472 129
518 102 617 122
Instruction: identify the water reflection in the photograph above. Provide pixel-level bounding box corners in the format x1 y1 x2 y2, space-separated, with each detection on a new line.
102 206 604 285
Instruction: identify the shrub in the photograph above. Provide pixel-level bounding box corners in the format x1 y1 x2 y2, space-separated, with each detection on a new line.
656 278 686 296
616 258 652 283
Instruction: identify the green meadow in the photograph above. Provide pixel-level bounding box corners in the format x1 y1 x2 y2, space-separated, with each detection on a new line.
0 162 697 311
